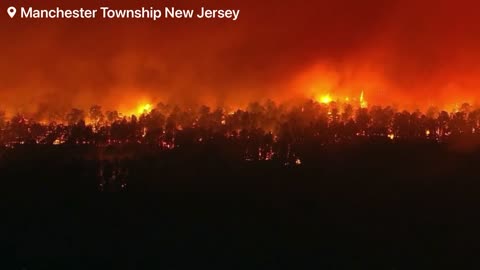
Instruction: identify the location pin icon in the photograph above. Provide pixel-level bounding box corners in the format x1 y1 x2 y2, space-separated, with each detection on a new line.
7 7 16 18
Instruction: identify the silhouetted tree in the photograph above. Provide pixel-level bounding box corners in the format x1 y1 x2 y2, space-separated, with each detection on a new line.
66 108 85 125
89 105 104 126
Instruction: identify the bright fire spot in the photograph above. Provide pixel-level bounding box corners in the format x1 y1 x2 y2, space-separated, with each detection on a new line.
426 130 431 136
137 103 152 115
388 133 395 140
360 91 368 108
317 94 333 104
313 91 368 107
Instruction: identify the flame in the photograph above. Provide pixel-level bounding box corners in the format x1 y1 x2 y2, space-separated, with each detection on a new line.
317 94 333 104
360 90 368 108
119 102 154 117
137 103 152 115
313 91 369 108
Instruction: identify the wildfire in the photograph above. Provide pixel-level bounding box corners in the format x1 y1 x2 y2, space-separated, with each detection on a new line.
314 91 369 108
137 103 152 115
360 91 368 108
317 94 333 104
116 102 155 118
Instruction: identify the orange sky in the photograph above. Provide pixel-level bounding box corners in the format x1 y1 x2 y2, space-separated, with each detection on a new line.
1 0 480 115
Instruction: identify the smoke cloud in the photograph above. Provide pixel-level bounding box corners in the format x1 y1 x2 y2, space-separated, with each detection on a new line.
1 0 480 115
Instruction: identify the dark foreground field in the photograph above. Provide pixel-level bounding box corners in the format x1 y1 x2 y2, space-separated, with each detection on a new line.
1 142 479 269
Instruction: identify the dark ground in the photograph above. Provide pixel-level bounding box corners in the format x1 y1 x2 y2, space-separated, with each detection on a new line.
0 142 479 269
